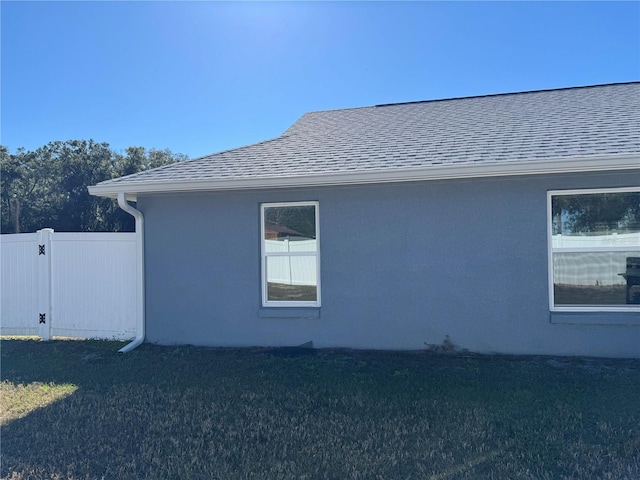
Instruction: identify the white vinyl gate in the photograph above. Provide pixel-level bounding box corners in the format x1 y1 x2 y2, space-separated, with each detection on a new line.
1 229 137 340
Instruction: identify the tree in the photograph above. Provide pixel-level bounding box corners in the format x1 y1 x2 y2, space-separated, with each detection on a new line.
1 141 186 233
114 146 187 178
1 145 48 234
552 192 640 235
264 205 316 239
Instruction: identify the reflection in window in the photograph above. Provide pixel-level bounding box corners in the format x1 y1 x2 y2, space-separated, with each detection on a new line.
266 257 318 302
550 189 640 308
261 203 319 306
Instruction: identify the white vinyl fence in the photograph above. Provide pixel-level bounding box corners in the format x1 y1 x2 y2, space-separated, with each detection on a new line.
265 238 317 286
552 232 640 286
1 229 137 340
552 232 640 249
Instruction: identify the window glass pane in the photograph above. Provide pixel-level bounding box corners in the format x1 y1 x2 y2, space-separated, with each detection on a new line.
553 252 639 305
551 192 640 237
264 205 316 253
266 255 317 302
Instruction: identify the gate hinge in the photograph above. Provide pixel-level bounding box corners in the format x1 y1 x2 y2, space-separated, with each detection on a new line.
39 244 46 255
39 313 46 324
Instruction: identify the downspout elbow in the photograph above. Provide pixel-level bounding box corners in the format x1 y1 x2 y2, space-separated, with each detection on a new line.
117 193 145 353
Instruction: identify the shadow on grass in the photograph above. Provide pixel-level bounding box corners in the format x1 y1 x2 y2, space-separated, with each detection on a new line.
2 339 640 479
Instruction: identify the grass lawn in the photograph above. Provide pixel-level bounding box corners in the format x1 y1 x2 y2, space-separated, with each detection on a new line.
554 284 628 305
267 282 317 302
1 339 639 479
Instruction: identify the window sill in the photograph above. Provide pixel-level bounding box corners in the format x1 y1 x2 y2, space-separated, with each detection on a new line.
258 308 320 319
550 311 640 326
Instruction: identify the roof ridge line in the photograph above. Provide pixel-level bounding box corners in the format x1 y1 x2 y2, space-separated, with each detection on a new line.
373 82 640 108
296 82 640 114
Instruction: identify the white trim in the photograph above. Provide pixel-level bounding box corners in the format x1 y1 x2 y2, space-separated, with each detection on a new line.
260 201 321 308
547 187 640 313
550 247 638 253
547 193 555 312
548 186 640 196
551 306 640 313
89 153 640 200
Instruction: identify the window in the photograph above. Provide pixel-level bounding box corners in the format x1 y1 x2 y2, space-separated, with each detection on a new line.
261 202 320 307
548 188 640 311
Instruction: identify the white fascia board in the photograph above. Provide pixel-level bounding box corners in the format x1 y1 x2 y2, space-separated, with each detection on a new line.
88 153 640 200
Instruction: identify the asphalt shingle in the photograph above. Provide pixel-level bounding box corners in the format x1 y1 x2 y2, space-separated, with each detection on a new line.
95 83 640 190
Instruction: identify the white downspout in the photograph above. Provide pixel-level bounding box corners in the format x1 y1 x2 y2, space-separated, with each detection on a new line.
117 193 145 353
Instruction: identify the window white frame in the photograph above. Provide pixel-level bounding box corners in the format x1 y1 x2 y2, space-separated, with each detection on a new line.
261 201 321 308
547 186 640 312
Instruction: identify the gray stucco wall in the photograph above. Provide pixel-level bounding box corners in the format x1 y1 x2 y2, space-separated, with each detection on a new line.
138 170 640 358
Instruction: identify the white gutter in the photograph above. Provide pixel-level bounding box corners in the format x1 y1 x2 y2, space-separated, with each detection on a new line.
88 153 640 200
117 193 145 353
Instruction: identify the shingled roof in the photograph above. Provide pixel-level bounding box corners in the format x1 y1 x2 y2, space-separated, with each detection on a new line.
90 82 640 198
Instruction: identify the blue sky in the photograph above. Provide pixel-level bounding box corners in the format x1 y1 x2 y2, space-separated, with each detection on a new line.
2 1 639 159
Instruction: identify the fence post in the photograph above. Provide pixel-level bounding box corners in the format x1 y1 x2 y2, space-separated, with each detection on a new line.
37 228 54 340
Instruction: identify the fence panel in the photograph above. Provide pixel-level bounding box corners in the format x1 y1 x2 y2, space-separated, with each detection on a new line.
1 233 39 335
265 239 317 286
1 230 136 340
50 233 137 339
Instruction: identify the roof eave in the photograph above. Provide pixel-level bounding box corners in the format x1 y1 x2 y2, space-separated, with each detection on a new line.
88 153 640 200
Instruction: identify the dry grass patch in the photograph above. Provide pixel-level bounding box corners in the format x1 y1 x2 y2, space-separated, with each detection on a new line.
0 381 77 425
